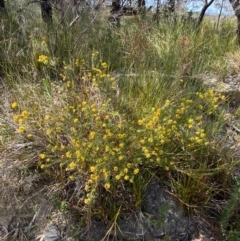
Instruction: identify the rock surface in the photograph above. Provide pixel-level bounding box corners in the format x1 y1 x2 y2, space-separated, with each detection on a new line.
75 179 215 241
0 176 217 241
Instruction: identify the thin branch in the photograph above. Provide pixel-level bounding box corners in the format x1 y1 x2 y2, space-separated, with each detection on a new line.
197 0 215 26
69 15 80 27
72 11 99 49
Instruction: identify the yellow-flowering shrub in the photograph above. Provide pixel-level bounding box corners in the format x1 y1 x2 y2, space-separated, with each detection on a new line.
10 57 226 210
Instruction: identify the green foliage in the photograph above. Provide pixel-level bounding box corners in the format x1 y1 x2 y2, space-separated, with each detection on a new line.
157 203 170 228
220 179 240 241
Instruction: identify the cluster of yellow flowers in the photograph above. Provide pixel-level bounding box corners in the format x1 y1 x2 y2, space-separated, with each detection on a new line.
59 57 116 93
196 88 225 115
38 54 49 65
74 58 85 68
12 108 30 134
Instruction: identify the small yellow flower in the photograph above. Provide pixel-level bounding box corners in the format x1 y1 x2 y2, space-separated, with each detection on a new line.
145 153 151 158
119 143 124 148
148 137 153 143
133 168 139 175
197 93 204 99
127 163 132 168
75 59 79 67
124 175 129 181
66 151 72 158
104 183 111 189
115 174 121 180
11 102 18 109
60 74 67 81
165 99 171 105
188 118 194 124
75 150 81 158
89 132 95 140
45 115 50 120
38 55 49 65
27 133 32 138
140 139 145 144
17 125 26 133
101 62 108 69
221 95 226 100
39 153 46 159
73 118 78 123
13 115 19 122
46 129 52 136
188 118 194 129
66 81 71 88
21 110 29 119
68 161 76 170
56 126 61 132
84 198 90 204
69 175 74 181
118 156 123 161
40 164 45 169
18 118 24 124
95 116 100 121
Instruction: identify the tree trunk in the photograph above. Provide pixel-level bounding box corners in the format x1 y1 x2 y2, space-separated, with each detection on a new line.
0 0 5 8
197 0 215 26
138 0 146 15
216 0 224 29
40 0 52 24
111 0 121 12
167 0 175 12
138 0 146 7
153 0 161 25
229 0 240 43
110 0 121 27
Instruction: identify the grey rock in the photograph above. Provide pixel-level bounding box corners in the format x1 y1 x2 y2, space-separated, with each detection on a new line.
113 178 197 241
78 178 198 241
143 179 197 241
